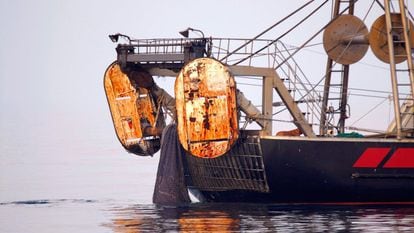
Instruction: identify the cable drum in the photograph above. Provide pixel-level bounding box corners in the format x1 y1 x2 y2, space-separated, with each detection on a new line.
323 14 369 65
369 13 414 64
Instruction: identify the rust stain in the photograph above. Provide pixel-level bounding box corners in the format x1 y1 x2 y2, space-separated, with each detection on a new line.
135 87 158 132
175 58 239 158
104 63 142 147
104 63 160 150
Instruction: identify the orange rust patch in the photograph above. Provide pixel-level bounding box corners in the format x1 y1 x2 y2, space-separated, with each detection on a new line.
175 58 239 158
104 62 160 151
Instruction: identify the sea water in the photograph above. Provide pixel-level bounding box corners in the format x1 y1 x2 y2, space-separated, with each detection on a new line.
1 112 414 232
2 200 414 232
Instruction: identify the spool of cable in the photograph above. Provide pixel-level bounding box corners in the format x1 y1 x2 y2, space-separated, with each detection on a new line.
369 13 414 64
323 14 369 65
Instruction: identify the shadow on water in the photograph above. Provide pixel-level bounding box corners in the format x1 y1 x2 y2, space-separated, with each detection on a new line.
105 203 414 232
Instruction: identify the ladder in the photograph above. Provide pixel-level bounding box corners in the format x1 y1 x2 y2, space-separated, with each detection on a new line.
384 0 414 138
319 0 355 135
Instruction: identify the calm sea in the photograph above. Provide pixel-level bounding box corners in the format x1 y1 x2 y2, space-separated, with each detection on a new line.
1 111 414 232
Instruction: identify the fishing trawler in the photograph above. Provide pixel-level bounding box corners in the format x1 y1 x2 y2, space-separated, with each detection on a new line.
104 0 414 203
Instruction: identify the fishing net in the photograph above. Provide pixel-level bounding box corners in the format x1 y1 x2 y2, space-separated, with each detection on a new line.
152 124 190 205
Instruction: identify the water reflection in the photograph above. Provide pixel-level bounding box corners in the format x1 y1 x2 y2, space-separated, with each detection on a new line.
106 203 414 232
107 204 240 232
178 211 240 232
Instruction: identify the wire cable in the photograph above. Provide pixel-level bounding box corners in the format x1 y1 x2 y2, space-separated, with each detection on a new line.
349 97 389 126
234 0 329 66
220 0 315 62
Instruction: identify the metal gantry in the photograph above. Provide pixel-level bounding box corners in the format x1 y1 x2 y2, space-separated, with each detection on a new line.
320 0 356 136
384 0 414 138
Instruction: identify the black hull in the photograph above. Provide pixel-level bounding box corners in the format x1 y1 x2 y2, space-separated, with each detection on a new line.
185 136 414 203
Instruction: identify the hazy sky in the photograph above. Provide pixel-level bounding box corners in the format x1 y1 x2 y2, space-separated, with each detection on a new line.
0 0 413 140
0 0 313 128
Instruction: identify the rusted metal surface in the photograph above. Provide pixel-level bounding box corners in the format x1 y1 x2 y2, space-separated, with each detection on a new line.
175 58 239 158
104 62 162 156
135 88 159 133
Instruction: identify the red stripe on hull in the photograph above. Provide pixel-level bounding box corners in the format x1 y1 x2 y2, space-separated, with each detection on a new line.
353 148 391 168
383 148 414 168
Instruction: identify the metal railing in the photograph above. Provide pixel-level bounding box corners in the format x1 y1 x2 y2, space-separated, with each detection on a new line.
125 37 324 127
131 38 197 54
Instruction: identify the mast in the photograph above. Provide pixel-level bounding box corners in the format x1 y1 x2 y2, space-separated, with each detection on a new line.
320 0 414 138
383 0 414 138
320 0 356 135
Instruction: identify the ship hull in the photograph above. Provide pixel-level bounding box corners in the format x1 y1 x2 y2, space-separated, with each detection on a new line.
186 136 414 203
